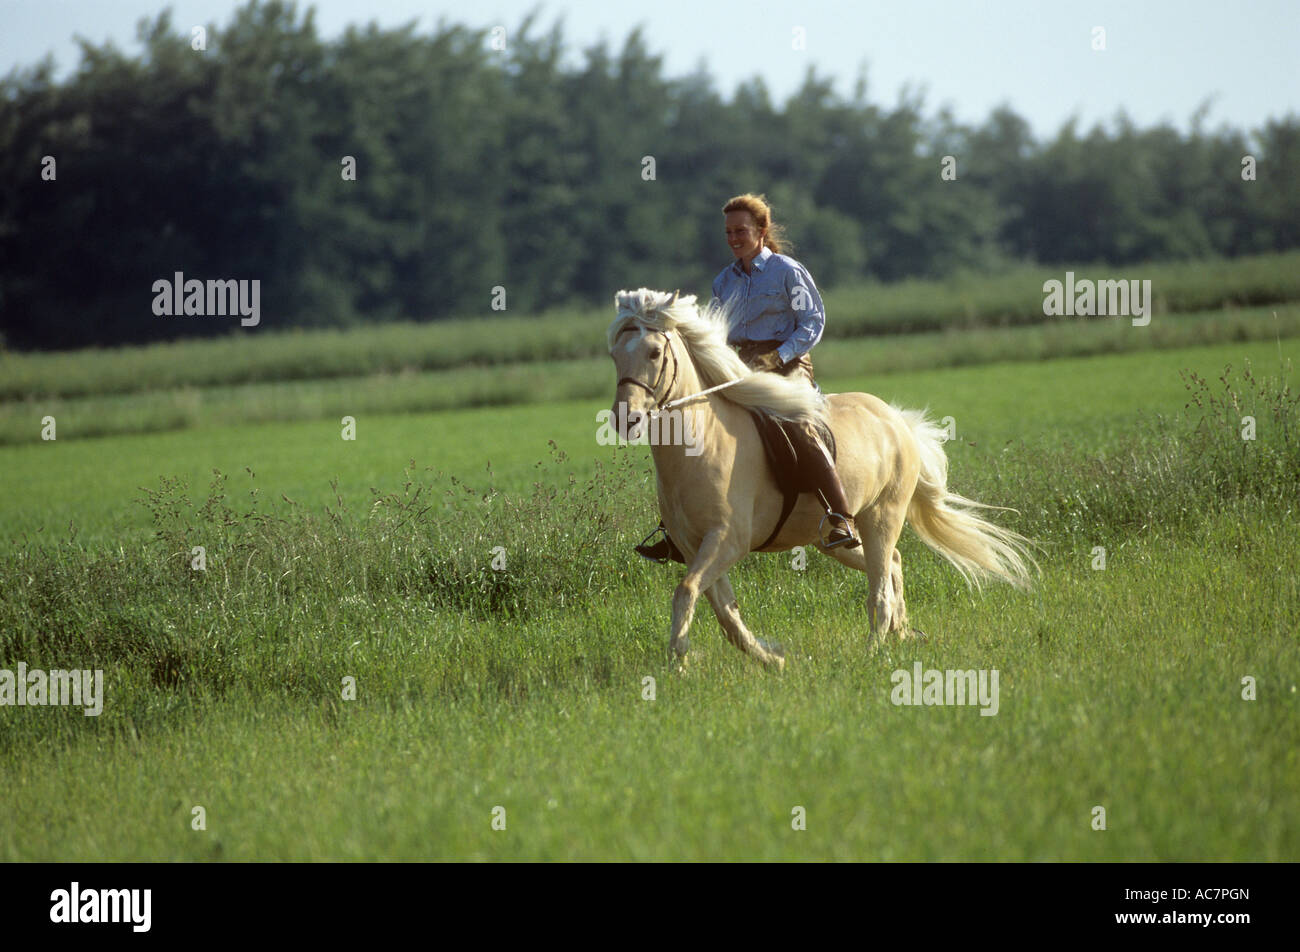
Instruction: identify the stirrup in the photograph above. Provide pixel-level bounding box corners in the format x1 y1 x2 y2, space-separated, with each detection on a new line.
819 512 861 550
635 525 672 564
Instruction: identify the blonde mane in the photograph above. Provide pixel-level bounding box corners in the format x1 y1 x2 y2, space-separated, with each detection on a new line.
609 288 829 425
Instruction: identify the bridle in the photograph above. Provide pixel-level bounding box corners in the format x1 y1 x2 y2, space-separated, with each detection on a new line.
616 323 751 413
614 289 751 412
616 328 680 412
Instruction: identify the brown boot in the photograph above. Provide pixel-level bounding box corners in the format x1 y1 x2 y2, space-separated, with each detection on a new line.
801 429 861 550
635 522 687 564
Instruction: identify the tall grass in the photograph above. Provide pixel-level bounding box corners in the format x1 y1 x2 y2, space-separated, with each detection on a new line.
2 359 1296 756
3 304 1296 445
4 251 1299 402
957 357 1300 545
823 251 1300 336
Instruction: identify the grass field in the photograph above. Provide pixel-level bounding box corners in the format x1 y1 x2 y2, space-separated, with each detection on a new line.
1 321 1297 860
3 249 1298 405
3 303 1296 446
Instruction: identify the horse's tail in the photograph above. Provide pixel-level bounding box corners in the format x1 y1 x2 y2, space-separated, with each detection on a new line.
897 407 1037 591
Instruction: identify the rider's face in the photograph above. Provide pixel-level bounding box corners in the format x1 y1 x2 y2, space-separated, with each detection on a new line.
725 210 763 261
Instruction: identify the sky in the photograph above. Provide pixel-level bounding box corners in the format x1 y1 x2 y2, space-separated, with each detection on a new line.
2 0 1297 140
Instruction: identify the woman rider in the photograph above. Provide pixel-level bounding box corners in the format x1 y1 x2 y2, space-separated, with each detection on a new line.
635 193 861 563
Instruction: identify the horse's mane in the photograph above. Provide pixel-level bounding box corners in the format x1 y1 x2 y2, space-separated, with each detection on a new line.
608 288 829 425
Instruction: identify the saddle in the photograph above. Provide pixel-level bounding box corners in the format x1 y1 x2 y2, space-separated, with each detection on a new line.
746 409 837 551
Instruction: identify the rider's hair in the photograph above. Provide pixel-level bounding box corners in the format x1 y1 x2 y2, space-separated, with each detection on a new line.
722 193 790 254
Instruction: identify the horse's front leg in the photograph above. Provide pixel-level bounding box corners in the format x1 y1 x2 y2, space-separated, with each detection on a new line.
669 527 745 666
704 573 785 670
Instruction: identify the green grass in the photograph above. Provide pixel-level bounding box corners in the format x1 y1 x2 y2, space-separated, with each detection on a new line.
822 250 1300 336
3 250 1299 404
2 303 1296 445
1 337 1296 861
1 337 1294 547
1 505 1294 861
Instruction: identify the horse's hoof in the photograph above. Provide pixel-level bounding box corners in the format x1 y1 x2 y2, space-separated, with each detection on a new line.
911 627 929 642
757 641 785 671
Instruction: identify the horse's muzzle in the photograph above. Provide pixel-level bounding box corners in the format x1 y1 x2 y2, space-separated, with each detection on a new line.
609 398 645 441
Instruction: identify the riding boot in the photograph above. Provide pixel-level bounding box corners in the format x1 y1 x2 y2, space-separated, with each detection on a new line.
635 520 687 564
802 432 861 549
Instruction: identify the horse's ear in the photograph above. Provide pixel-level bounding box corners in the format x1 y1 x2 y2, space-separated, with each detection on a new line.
670 289 680 307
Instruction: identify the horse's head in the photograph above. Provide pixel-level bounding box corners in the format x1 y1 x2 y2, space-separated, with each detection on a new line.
608 322 676 441
608 289 690 440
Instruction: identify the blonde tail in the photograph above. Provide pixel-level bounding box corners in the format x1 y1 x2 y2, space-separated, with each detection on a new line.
898 408 1038 590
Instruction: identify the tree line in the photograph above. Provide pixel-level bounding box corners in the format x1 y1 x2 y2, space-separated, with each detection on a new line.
2 0 1297 350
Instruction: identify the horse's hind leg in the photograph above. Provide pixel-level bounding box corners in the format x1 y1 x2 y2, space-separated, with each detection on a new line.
704 574 785 670
821 538 893 640
822 500 910 641
889 547 911 635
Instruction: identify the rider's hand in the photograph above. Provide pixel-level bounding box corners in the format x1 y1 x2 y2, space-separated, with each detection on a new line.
752 351 784 373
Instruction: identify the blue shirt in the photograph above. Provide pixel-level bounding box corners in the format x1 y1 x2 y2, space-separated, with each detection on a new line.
711 246 826 364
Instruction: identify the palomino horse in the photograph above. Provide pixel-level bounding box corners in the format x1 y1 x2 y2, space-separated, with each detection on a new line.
608 288 1035 670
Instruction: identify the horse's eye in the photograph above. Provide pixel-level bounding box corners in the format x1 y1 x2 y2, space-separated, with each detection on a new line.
648 348 661 360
